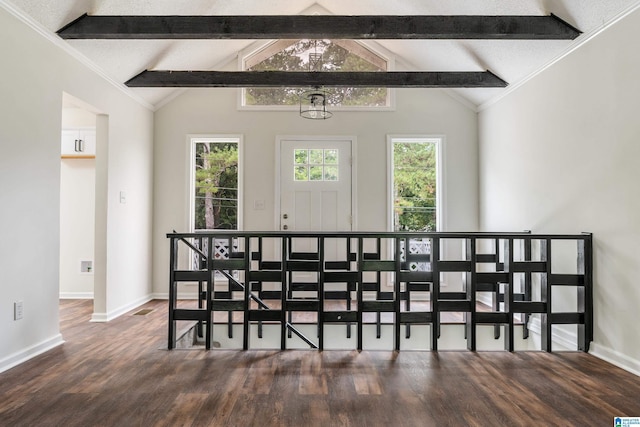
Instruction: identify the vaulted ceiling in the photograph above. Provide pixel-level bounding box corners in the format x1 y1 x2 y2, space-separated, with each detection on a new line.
7 0 640 109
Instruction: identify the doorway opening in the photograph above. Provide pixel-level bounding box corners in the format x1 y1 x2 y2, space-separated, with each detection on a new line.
59 94 97 300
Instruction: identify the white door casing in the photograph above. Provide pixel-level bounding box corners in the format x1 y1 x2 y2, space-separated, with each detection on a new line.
277 137 354 233
276 136 355 268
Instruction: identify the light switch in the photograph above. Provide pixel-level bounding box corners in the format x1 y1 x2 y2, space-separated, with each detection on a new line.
119 191 127 204
254 199 265 210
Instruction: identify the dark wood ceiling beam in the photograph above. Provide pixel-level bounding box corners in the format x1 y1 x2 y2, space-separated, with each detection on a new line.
124 70 508 88
58 14 580 40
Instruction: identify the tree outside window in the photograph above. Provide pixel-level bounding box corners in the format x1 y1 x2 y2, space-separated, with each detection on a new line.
245 39 388 107
193 141 239 230
393 141 438 232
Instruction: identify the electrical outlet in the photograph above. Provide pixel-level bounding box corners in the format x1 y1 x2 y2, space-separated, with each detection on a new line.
14 301 23 320
80 260 93 273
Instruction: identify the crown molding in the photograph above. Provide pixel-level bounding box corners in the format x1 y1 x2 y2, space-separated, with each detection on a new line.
478 1 640 112
0 0 154 111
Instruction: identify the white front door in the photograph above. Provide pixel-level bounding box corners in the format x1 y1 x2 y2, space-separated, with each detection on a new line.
279 138 353 235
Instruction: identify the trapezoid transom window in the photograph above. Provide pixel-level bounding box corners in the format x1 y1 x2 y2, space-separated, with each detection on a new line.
242 39 391 108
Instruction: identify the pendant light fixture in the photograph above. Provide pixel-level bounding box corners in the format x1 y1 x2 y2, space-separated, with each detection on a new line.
299 87 332 120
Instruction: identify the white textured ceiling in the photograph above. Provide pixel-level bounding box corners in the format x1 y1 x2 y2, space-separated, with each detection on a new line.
7 0 640 109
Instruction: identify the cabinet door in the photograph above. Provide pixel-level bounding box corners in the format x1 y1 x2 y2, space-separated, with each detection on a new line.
61 129 96 157
61 130 80 155
79 130 96 155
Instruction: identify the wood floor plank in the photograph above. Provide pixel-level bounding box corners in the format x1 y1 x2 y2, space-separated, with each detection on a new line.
157 392 210 427
0 299 639 426
299 352 329 395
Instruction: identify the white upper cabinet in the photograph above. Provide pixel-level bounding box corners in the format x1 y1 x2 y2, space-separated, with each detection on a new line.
61 128 96 157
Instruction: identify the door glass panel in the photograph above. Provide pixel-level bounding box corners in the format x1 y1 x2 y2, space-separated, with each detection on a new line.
295 166 308 181
293 148 341 182
309 166 323 181
294 149 307 164
324 166 338 181
293 148 339 181
324 149 338 164
309 149 324 164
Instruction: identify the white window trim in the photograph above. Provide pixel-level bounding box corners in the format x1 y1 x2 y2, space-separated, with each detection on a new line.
386 135 446 232
236 38 397 112
187 134 244 232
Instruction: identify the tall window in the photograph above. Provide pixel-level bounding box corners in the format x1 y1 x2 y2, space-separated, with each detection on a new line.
191 137 241 231
389 137 441 232
242 39 391 108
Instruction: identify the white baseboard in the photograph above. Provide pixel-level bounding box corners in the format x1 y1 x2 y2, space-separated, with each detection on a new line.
590 343 640 377
0 334 65 373
526 316 576 351
90 312 108 322
90 294 153 322
59 292 94 299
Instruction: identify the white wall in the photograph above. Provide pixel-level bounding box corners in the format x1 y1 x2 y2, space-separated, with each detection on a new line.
62 107 96 129
59 158 95 298
479 7 640 374
0 5 154 371
152 86 479 296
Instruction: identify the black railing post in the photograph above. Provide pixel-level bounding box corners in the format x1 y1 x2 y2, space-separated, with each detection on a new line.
394 237 402 351
205 236 213 350
257 237 263 339
168 237 178 349
431 236 440 351
540 239 552 352
522 231 532 339
493 237 501 340
357 237 364 351
504 238 514 352
318 237 325 350
466 237 477 351
375 238 382 339
197 236 204 338
346 237 353 339
281 237 288 350
243 237 250 350
578 233 593 351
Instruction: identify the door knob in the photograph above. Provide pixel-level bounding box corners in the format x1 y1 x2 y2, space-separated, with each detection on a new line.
283 214 288 219
283 225 289 230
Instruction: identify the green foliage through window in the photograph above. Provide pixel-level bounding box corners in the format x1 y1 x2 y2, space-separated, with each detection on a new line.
293 148 339 182
194 141 239 230
245 39 388 107
393 142 437 232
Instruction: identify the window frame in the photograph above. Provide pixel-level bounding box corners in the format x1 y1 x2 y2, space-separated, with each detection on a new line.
237 39 397 112
293 148 340 182
188 135 244 232
387 135 445 232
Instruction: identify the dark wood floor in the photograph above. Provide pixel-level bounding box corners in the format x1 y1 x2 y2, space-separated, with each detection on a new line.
1 299 639 426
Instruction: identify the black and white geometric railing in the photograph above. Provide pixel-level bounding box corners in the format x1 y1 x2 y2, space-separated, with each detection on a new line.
167 231 592 352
